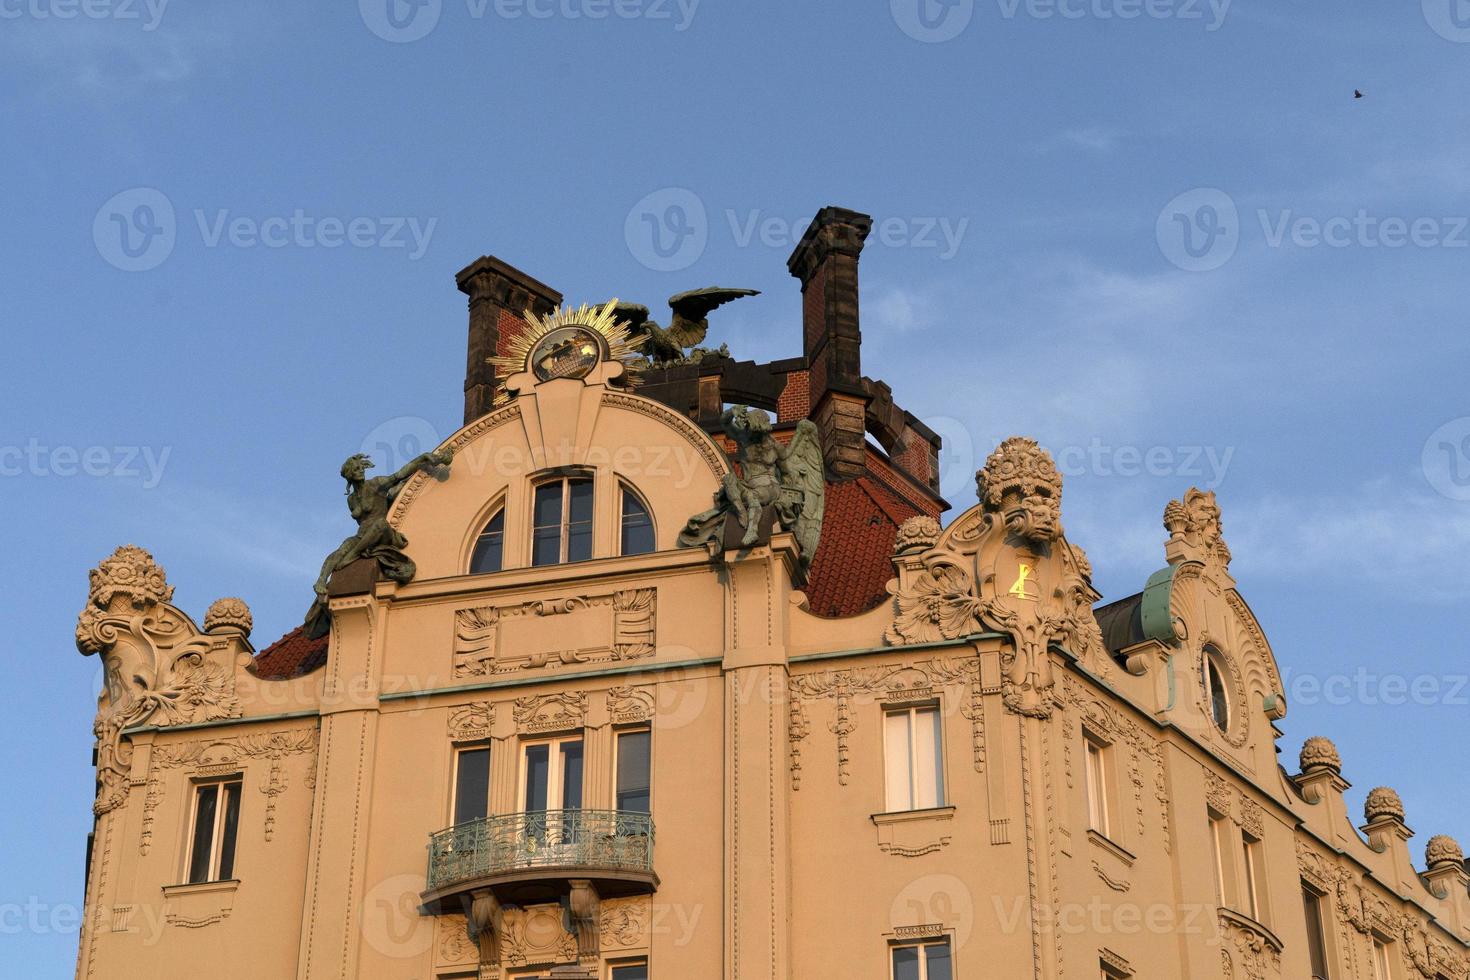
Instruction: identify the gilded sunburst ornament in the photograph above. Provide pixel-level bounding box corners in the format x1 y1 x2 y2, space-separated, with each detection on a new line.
488 300 645 403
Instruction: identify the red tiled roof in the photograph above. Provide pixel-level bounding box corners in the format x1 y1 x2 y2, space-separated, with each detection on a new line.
800 472 927 619
251 624 328 680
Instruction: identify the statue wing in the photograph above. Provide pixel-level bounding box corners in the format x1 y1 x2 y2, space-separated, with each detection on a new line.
779 419 827 568
666 287 760 346
609 301 652 332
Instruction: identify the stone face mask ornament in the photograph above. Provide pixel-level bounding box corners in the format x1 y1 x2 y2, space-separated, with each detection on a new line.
305 447 454 638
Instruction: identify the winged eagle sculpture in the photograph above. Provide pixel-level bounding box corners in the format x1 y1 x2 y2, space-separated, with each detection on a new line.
611 286 760 366
678 406 826 579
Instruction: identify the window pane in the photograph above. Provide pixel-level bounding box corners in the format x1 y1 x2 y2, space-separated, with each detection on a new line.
617 731 652 813
568 479 594 523
532 526 561 566
1303 885 1329 979
469 511 504 573
533 483 563 529
925 941 953 980
567 523 593 563
1086 741 1106 833
891 945 920 980
611 965 648 980
523 744 549 812
885 711 913 811
621 491 655 556
454 748 490 826
913 707 941 809
216 782 242 880
187 784 219 884
1207 655 1230 731
560 741 584 810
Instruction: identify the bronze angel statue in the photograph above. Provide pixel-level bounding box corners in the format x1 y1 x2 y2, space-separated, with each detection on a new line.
612 286 760 366
304 447 454 638
678 406 826 577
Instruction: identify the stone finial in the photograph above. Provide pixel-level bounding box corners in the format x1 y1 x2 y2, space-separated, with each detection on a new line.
77 545 173 655
1426 835 1464 870
975 437 1063 543
204 597 253 637
1299 736 1342 774
893 515 942 554
1365 786 1405 824
1163 487 1231 570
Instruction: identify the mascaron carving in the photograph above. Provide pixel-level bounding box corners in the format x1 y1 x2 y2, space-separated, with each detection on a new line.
454 588 656 677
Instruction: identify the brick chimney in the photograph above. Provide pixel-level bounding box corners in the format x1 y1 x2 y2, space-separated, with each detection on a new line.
457 256 563 424
787 207 873 480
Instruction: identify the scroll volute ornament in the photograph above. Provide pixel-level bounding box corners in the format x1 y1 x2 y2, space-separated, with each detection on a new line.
77 546 243 814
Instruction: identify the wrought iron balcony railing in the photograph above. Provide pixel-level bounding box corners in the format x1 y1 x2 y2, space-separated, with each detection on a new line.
426 809 655 893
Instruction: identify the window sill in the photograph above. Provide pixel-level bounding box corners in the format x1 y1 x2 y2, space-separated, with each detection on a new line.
871 807 956 857
871 806 956 827
162 879 240 897
1087 829 1136 866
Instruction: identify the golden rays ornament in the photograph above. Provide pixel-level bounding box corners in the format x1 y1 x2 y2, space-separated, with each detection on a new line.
487 300 646 404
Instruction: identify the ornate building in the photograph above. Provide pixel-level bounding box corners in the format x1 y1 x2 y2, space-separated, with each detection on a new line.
72 207 1470 980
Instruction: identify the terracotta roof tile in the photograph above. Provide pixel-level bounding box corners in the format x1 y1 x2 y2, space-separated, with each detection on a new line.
251 624 328 680
800 473 925 619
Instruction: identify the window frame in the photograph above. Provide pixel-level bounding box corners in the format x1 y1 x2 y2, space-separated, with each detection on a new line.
468 503 506 574
614 725 652 814
1202 645 1232 734
1083 730 1113 839
518 732 586 813
889 936 953 980
1241 830 1265 922
183 775 243 885
531 475 595 566
450 743 491 827
1302 880 1331 980
1208 808 1233 907
607 959 649 980
618 483 656 557
1371 936 1395 980
883 703 947 813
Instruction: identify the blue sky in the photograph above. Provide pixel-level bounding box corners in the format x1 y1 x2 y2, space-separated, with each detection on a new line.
4 0 1469 971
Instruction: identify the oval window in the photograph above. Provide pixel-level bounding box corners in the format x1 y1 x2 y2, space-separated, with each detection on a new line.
1202 648 1231 733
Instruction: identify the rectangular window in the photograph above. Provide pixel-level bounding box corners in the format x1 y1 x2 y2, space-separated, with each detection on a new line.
521 737 584 812
616 729 651 813
1241 832 1264 921
531 482 564 566
1209 811 1231 906
1084 734 1110 837
1372 938 1393 980
891 938 952 980
1302 883 1330 979
609 962 648 980
186 777 242 884
452 747 490 826
884 706 945 812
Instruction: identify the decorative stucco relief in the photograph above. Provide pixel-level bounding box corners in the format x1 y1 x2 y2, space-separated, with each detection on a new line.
788 656 979 790
76 546 245 816
513 692 587 734
446 702 493 741
454 588 655 677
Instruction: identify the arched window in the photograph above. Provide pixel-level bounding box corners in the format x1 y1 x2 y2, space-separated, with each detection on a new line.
469 508 505 574
1202 647 1231 733
620 487 655 556
532 477 593 566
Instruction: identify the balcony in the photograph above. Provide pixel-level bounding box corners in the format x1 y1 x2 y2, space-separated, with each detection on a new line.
421 809 658 912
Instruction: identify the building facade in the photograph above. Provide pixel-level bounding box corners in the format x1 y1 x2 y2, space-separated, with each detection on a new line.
72 208 1470 980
